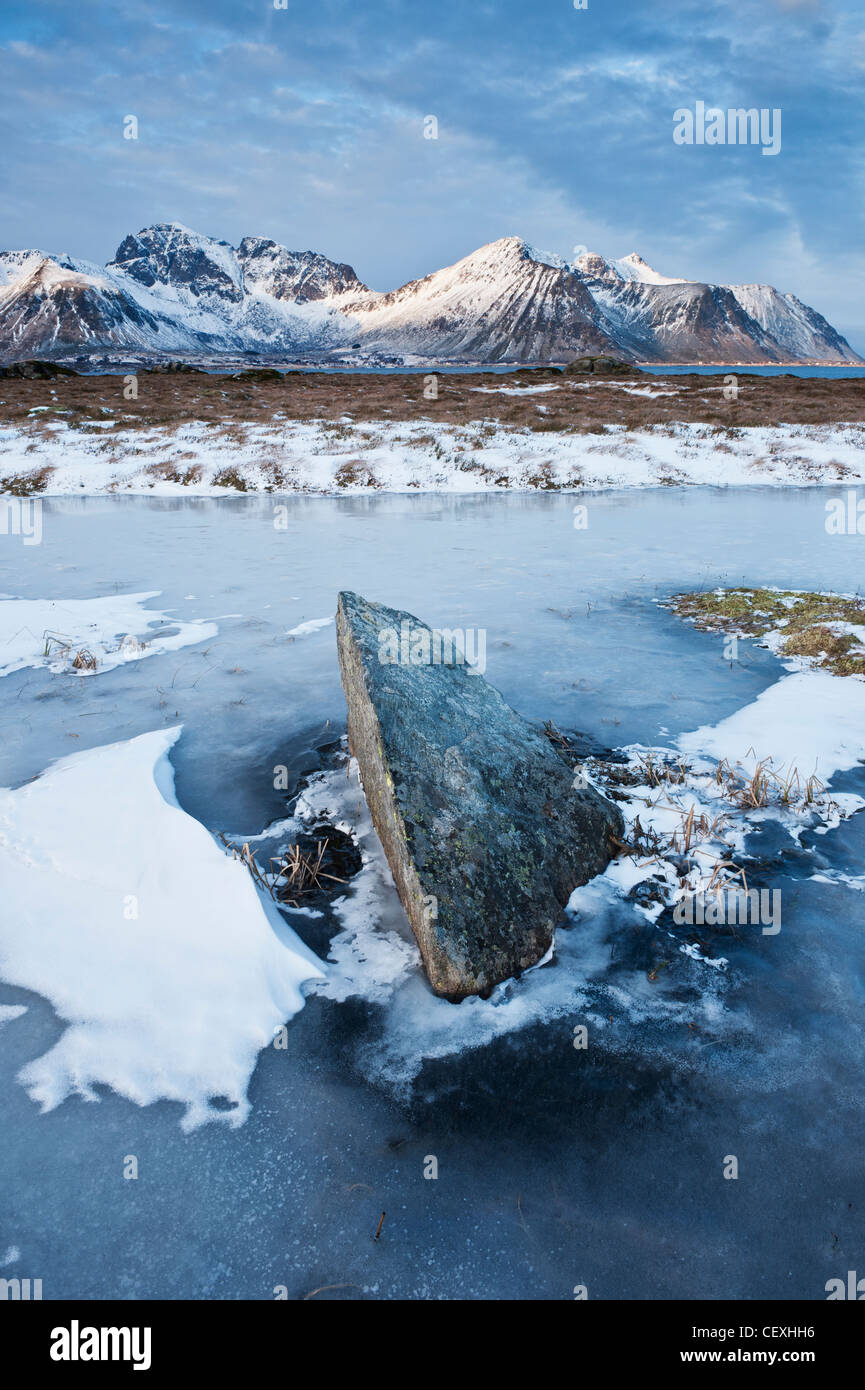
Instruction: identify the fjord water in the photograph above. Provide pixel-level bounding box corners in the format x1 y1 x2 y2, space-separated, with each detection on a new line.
1 487 864 1300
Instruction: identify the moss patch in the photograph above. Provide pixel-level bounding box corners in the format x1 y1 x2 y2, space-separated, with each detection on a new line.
669 586 865 677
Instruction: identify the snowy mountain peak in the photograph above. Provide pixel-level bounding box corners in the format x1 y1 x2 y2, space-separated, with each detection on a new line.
725 282 855 361
236 237 366 302
573 251 622 281
344 235 621 362
446 237 572 277
0 250 50 286
611 253 689 285
109 224 245 303
518 240 571 271
571 249 688 286
27 257 109 292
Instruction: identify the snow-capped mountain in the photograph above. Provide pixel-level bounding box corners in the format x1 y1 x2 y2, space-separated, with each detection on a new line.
575 260 785 364
0 251 173 353
572 250 860 362
110 225 245 302
0 223 859 365
725 283 856 363
338 237 620 361
0 226 360 357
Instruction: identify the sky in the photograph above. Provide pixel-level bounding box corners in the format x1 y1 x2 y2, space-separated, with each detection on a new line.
1 0 864 349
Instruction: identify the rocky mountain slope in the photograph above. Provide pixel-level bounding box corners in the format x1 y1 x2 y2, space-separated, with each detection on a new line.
0 223 858 365
573 250 858 364
339 237 621 361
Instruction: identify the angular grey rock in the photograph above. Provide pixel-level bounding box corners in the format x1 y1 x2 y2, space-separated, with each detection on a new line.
335 591 624 1000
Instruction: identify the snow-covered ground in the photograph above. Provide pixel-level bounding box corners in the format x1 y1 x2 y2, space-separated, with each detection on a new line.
2 415 865 493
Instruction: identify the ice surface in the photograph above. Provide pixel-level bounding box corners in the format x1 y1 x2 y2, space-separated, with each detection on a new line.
1 490 864 1299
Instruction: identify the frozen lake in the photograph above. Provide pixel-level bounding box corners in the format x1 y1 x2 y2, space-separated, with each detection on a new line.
1 487 864 1299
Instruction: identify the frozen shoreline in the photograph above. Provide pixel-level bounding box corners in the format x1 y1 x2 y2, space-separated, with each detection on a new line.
3 415 865 495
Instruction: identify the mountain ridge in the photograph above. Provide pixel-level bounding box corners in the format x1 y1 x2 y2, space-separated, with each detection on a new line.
0 224 859 365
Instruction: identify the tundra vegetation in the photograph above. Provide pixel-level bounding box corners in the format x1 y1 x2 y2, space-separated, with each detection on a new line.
0 365 862 441
669 586 865 677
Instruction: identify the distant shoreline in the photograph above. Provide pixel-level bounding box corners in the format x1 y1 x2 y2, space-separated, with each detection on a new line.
2 356 864 379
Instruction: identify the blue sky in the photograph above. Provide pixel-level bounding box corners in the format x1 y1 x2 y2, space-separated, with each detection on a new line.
2 0 864 348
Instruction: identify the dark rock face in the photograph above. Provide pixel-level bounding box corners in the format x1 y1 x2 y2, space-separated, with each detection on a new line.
335 591 623 1000
110 225 244 303
0 359 78 378
236 238 366 302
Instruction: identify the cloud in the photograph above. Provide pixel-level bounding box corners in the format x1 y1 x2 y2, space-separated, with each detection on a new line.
0 0 862 348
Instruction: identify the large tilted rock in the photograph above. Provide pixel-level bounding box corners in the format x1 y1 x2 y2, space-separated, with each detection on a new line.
335 592 624 1000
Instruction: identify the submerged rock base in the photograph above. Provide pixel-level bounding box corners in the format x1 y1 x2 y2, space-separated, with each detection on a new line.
335 591 623 1000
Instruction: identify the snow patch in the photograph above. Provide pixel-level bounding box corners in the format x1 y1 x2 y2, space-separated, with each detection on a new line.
286 617 334 638
678 670 865 781
0 729 325 1129
470 384 561 396
0 592 217 678
611 253 690 286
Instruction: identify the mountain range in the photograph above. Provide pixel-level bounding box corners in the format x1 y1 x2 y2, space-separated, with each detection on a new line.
0 223 858 366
